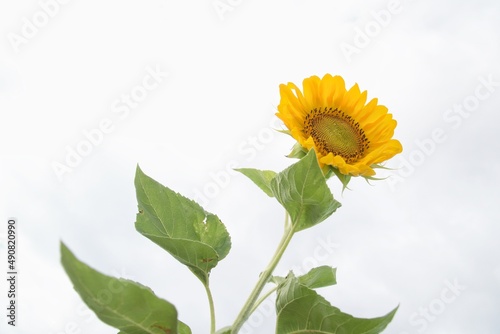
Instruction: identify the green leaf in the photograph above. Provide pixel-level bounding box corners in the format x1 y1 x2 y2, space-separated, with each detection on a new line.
270 275 285 285
298 266 337 289
61 242 191 334
276 274 397 334
134 166 231 285
177 322 193 334
270 150 341 232
235 168 277 197
272 266 337 290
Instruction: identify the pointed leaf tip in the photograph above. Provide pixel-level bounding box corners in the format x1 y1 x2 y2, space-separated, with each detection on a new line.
134 167 231 285
61 243 191 334
235 168 277 197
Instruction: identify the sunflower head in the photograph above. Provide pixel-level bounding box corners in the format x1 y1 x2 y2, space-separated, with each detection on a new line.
277 74 402 186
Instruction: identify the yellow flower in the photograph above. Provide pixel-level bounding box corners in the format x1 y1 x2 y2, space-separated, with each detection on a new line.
277 74 402 177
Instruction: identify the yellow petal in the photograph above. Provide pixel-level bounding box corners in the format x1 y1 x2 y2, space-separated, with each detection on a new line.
277 74 402 178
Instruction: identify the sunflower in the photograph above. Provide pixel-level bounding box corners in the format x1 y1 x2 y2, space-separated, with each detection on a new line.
277 74 402 178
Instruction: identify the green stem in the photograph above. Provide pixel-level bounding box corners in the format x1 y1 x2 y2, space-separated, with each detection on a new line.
248 286 277 315
231 213 295 333
204 280 216 334
284 210 291 230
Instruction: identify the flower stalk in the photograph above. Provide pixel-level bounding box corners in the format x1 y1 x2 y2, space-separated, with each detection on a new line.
231 213 295 333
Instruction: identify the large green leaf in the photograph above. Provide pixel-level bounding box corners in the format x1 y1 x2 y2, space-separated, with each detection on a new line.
276 274 397 334
270 150 341 232
134 166 231 284
61 242 191 334
235 168 277 197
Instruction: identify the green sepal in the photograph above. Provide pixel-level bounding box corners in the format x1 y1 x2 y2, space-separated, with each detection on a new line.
330 166 352 192
286 142 308 159
371 163 393 171
276 128 292 136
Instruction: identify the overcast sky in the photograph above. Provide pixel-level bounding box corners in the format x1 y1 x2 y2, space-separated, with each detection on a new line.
1 0 500 333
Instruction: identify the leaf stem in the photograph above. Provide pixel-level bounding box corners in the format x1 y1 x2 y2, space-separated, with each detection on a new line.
231 212 295 333
284 209 291 230
204 280 216 334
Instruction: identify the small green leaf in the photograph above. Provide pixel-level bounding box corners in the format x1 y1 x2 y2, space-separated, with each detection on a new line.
134 166 231 285
276 274 397 334
298 266 337 289
61 242 190 334
235 168 277 197
272 266 337 290
270 150 341 232
270 275 285 285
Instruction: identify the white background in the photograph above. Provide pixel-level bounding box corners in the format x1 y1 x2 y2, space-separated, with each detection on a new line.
1 0 500 333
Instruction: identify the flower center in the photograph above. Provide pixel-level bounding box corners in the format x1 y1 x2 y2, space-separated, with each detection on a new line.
304 107 369 163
